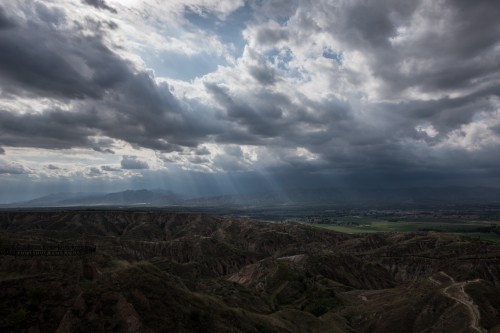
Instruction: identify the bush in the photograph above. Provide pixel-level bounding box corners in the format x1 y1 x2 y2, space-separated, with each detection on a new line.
188 309 214 332
7 308 27 326
304 303 329 317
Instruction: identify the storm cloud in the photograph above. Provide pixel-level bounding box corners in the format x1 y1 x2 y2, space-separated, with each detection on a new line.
0 11 126 99
0 3 220 152
0 0 500 199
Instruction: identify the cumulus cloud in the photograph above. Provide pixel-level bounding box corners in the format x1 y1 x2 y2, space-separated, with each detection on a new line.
121 156 150 170
0 160 31 175
87 167 103 177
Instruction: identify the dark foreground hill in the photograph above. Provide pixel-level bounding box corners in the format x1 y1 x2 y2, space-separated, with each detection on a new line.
0 211 500 332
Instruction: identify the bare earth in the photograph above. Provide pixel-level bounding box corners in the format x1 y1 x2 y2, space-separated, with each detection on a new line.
436 272 486 333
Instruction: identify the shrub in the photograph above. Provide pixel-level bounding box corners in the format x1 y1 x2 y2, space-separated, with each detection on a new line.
8 308 27 326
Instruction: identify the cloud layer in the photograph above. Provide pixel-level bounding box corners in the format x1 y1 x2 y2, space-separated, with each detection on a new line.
0 0 500 199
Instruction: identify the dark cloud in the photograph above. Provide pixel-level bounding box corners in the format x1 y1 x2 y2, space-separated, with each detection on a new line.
93 147 115 154
0 5 220 152
0 147 4 155
89 137 116 154
194 146 211 155
0 167 25 175
121 156 149 170
375 84 500 137
256 0 298 19
427 1 500 58
248 65 276 85
47 164 60 170
101 165 121 172
0 6 15 29
344 2 396 47
206 83 285 140
206 81 353 149
255 27 289 46
0 78 215 151
82 0 117 14
106 20 118 30
0 20 129 99
245 48 279 85
87 167 103 177
188 156 209 164
211 0 500 182
0 108 95 149
278 0 500 103
94 74 219 150
358 0 499 95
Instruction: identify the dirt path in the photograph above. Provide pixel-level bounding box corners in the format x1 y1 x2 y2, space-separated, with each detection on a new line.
434 272 486 333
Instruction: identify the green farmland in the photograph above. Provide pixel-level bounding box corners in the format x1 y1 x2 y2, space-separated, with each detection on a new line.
304 219 500 242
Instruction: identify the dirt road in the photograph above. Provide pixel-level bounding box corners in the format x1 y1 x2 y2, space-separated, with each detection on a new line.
434 272 486 333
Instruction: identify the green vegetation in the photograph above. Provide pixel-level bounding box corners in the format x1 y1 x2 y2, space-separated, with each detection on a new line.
304 219 500 242
7 308 27 327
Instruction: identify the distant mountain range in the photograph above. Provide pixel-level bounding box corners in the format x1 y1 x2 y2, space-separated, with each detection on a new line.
2 186 500 208
2 189 184 208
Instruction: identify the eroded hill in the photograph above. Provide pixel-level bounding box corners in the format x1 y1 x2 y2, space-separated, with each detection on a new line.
0 210 499 332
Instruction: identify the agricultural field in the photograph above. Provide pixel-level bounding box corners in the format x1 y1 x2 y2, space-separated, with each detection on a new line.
304 218 500 242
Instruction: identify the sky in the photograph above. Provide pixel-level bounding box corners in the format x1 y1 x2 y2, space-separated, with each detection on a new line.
0 0 500 202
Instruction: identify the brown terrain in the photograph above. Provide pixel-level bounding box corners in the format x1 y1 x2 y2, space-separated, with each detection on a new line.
0 210 500 332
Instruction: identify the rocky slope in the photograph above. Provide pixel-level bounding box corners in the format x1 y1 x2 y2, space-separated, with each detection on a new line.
0 210 499 332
